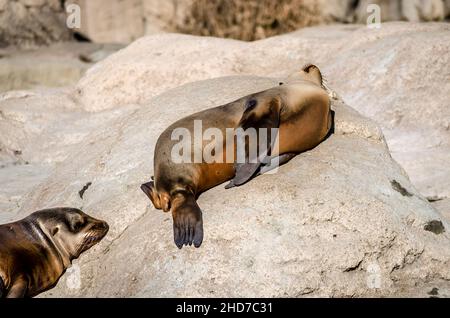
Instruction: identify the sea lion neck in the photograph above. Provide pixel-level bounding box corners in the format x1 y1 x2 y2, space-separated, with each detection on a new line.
29 219 72 269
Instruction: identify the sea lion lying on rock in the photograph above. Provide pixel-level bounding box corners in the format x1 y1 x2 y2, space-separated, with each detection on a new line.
141 64 333 249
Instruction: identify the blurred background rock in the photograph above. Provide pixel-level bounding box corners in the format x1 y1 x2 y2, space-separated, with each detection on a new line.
1 0 450 47
1 0 448 91
65 0 450 42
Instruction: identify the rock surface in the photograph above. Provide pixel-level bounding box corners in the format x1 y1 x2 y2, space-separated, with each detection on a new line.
432 199 450 223
1 23 449 297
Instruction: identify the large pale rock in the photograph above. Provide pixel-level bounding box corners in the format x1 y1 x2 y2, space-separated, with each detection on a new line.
75 23 450 200
1 75 449 297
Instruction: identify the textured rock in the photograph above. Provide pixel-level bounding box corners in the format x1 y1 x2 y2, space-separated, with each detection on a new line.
432 199 450 224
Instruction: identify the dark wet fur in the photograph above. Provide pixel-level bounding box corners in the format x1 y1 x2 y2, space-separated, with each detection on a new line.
0 276 4 298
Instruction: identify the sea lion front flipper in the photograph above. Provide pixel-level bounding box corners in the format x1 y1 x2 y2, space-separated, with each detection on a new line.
171 191 203 249
226 162 261 189
6 278 27 298
258 153 297 175
230 96 281 187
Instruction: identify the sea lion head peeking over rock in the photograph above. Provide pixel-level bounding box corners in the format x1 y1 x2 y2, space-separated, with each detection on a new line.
142 64 332 249
0 208 109 298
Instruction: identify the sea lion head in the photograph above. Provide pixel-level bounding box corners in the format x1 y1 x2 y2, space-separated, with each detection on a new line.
31 208 109 260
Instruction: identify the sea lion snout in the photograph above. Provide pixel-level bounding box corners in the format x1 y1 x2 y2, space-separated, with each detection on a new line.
76 215 109 254
91 219 109 233
85 218 109 240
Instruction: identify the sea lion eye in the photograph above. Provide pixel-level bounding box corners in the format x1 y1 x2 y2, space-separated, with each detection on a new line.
72 221 84 232
245 99 257 111
51 227 59 236
69 214 85 232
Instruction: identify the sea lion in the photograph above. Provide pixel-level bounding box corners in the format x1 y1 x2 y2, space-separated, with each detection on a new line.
141 64 333 249
0 207 109 298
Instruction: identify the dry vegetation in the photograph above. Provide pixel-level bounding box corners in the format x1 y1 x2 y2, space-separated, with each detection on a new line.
177 0 327 41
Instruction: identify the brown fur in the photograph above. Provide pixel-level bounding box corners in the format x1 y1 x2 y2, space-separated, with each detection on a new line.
0 208 109 298
141 64 332 249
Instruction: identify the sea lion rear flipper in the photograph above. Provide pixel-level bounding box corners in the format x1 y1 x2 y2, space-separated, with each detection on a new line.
6 278 27 298
229 96 281 187
0 276 4 298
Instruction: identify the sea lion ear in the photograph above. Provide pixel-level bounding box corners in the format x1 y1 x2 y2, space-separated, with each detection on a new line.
227 97 281 188
50 227 59 236
302 64 323 86
67 213 85 232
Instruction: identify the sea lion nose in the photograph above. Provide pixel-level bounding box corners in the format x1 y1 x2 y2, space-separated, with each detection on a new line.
101 221 109 232
94 221 109 233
